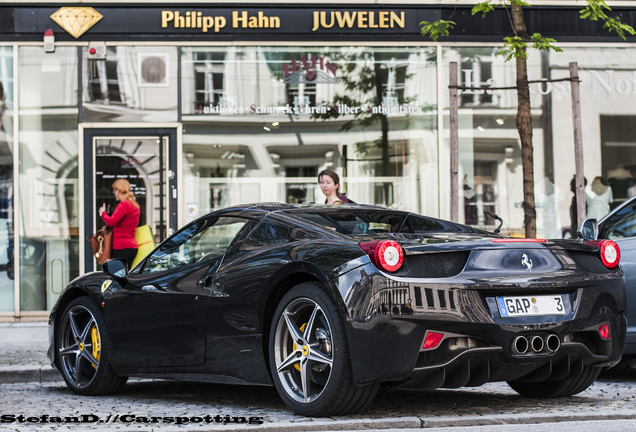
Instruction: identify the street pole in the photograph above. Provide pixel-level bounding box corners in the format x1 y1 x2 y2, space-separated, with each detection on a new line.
449 62 459 223
570 62 586 232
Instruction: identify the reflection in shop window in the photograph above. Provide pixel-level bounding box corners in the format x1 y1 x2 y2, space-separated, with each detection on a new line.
193 51 227 112
460 58 495 107
182 46 438 216
0 46 14 312
86 48 122 104
19 47 79 312
82 46 178 123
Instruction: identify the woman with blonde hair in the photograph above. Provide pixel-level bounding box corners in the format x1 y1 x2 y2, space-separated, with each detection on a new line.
98 179 140 269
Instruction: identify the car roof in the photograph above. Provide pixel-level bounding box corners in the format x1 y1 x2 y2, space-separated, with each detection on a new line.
229 202 392 216
598 194 636 225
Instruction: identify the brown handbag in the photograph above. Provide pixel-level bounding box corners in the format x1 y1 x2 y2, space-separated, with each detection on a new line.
87 226 112 264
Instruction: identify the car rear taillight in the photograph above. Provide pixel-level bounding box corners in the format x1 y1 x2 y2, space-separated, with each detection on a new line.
422 331 444 349
600 240 620 268
584 239 620 268
359 240 404 272
599 323 611 340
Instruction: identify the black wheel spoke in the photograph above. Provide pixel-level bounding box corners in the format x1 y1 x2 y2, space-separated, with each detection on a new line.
300 359 311 402
277 351 301 373
79 317 95 343
68 312 81 341
283 309 304 344
303 305 320 341
308 347 332 366
81 349 99 367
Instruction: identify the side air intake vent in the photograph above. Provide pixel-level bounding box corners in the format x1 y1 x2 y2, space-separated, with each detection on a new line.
569 251 611 274
394 251 470 278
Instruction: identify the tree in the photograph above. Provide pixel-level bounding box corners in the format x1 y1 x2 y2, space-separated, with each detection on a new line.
422 0 635 238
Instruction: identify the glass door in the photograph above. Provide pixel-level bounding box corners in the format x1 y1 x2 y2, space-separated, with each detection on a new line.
84 128 177 272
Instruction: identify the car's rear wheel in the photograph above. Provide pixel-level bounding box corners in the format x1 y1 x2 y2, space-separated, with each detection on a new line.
56 297 127 395
269 282 379 417
507 365 601 398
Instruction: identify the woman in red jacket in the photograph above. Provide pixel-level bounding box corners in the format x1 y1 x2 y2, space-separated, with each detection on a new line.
98 179 140 269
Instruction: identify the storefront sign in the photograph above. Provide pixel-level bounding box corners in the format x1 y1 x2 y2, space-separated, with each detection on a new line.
4 5 635 42
311 11 405 31
9 6 437 41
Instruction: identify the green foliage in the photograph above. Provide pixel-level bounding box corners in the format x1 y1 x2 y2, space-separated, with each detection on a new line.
508 0 531 6
420 20 455 41
499 34 562 62
500 36 526 62
472 2 495 18
530 34 563 54
579 0 636 39
472 0 529 17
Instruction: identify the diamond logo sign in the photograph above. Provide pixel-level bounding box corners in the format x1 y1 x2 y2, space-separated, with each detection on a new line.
50 7 103 39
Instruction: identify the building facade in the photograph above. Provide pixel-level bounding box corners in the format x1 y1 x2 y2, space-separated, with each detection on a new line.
1 1 636 320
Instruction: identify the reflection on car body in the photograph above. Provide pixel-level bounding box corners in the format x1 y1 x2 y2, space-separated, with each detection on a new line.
48 203 627 417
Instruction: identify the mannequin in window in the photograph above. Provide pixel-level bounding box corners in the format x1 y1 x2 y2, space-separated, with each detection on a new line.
586 176 613 220
607 163 632 203
463 174 477 225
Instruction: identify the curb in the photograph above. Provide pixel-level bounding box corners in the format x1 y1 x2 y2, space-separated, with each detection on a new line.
0 365 63 384
420 413 636 428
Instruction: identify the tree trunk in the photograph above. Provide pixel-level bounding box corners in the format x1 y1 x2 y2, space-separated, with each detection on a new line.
512 4 536 238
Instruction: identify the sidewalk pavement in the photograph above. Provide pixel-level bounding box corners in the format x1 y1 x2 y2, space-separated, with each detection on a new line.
0 321 62 383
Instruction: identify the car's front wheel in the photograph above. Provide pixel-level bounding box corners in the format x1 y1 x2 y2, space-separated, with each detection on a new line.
507 365 601 398
269 282 379 417
56 297 127 395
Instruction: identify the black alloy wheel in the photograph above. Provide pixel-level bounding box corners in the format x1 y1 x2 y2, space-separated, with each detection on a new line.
269 282 379 417
56 297 127 395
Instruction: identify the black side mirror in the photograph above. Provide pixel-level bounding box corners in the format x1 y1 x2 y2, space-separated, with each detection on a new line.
577 218 598 241
103 258 128 280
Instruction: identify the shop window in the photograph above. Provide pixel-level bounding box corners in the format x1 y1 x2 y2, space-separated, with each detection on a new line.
19 47 79 312
601 115 636 210
0 46 13 313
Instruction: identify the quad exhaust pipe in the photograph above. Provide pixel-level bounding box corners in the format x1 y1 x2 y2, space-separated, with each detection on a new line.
512 334 560 355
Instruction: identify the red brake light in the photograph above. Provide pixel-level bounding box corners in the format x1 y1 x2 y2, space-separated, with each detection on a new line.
359 240 404 272
600 240 620 268
423 331 444 349
599 323 610 340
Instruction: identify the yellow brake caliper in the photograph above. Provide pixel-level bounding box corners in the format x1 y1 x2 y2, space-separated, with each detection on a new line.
90 325 101 370
291 323 307 371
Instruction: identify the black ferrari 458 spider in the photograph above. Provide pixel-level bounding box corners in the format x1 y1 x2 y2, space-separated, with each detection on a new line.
48 204 626 416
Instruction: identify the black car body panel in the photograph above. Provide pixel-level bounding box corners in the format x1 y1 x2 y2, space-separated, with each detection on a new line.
48 204 627 400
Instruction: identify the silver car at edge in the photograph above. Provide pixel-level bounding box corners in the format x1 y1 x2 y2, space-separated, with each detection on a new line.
591 196 636 359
